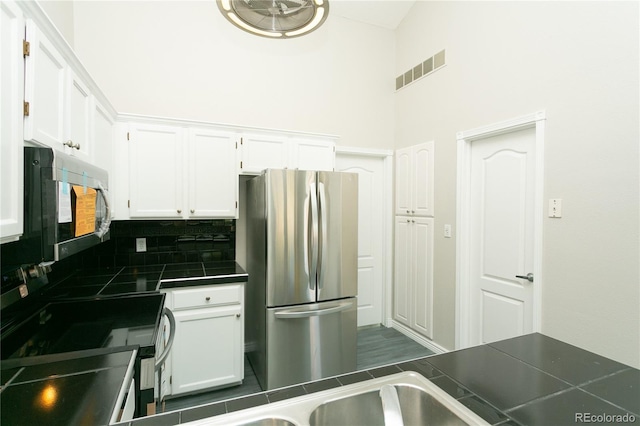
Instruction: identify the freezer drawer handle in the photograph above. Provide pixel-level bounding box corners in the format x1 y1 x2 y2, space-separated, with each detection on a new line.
274 302 352 319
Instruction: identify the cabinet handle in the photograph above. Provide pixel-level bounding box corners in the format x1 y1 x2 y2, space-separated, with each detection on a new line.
74 142 81 150
406 210 410 214
411 210 415 214
190 209 195 214
236 313 241 318
177 209 182 214
406 219 410 223
412 220 415 223
205 297 211 302
64 140 74 148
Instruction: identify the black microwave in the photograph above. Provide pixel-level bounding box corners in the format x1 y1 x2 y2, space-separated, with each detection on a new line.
22 146 111 264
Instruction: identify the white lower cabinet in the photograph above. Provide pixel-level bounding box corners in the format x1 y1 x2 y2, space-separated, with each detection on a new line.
163 283 245 397
394 216 434 339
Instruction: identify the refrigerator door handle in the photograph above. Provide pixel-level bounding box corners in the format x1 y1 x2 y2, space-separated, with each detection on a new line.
309 181 319 292
274 302 353 319
317 181 328 291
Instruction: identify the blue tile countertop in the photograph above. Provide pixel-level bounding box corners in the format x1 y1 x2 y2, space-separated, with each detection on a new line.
124 333 639 426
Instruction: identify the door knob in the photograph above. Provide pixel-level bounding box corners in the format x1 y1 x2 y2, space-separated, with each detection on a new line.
515 273 534 282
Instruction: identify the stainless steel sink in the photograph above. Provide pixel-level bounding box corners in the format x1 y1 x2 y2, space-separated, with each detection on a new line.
241 419 296 426
309 385 471 426
181 372 490 426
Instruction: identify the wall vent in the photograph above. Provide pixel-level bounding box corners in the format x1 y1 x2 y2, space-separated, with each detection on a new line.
396 49 446 91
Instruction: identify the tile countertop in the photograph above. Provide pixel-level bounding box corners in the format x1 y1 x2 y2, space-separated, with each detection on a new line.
123 333 640 426
1 349 138 426
47 261 248 299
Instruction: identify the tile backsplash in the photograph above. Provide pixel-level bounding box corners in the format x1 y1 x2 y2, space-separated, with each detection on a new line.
78 219 236 269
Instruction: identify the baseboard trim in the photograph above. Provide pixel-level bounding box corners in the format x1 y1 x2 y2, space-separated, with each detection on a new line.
390 320 449 355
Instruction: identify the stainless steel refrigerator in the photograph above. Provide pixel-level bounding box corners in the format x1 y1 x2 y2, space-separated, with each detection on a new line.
245 169 358 391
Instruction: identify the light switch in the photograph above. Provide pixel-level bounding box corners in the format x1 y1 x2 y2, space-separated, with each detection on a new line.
444 224 452 238
136 238 147 252
549 199 562 218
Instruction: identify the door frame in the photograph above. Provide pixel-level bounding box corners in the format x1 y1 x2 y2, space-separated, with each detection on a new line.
455 111 546 349
336 146 394 327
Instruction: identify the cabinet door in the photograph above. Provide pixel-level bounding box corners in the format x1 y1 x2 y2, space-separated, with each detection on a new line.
128 123 184 218
240 134 289 174
188 129 238 218
91 100 114 182
393 217 412 326
395 147 412 216
170 305 243 395
412 142 434 217
0 0 24 243
66 69 92 161
411 217 434 338
24 20 66 150
292 139 335 171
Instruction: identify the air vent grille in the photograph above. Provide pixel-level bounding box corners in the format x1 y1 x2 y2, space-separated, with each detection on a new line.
396 49 446 91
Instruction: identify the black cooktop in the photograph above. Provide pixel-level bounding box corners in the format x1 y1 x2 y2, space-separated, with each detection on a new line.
0 293 165 360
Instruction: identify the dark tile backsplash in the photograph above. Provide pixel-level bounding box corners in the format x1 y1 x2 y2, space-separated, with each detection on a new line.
83 220 236 269
0 220 235 316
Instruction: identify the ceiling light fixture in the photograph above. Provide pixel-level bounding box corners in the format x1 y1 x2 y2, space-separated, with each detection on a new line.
217 0 329 39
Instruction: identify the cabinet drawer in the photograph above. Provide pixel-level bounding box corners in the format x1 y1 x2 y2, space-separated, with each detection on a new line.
173 285 242 310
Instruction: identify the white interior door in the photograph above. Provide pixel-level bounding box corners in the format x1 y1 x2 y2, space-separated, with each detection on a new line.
468 127 536 344
336 153 386 326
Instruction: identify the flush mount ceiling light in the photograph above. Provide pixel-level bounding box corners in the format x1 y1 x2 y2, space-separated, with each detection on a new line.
217 0 329 39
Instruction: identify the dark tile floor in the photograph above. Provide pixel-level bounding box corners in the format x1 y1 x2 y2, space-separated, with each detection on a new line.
162 324 434 412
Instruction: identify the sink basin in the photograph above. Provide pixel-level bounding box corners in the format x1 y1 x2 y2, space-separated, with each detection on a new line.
181 372 490 426
241 419 296 426
309 385 470 426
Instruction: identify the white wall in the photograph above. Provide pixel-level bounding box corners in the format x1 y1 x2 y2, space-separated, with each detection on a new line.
71 1 395 150
47 0 639 367
38 1 74 48
395 1 639 367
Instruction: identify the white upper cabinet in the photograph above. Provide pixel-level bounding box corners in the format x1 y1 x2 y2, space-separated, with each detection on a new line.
91 98 115 178
188 128 238 218
1 0 25 243
23 19 109 163
239 134 289 174
128 123 185 218
291 138 335 171
125 121 239 219
395 141 434 217
23 18 116 165
65 69 92 161
240 133 336 174
24 19 66 151
395 148 412 216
